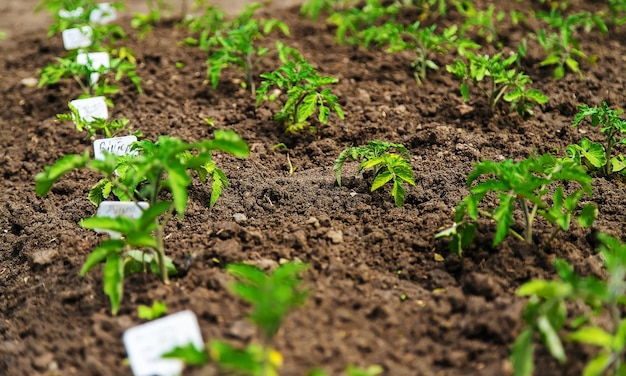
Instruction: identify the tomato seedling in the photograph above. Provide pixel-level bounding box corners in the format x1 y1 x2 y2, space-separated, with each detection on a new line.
57 103 139 139
567 102 626 176
436 154 597 255
446 52 549 116
334 141 415 207
256 55 344 133
535 9 607 79
512 233 626 376
164 262 308 376
204 4 289 94
35 131 250 315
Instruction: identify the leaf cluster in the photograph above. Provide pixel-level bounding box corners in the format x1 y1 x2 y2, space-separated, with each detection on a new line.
435 154 597 255
257 56 344 133
453 1 504 45
203 4 290 94
327 0 401 45
334 141 415 207
34 131 250 313
567 102 626 176
536 9 607 79
512 233 626 376
446 52 549 116
360 22 479 84
57 102 138 139
38 47 142 100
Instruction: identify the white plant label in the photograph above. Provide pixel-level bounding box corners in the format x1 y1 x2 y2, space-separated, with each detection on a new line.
123 310 205 376
95 201 149 238
77 52 110 85
94 135 138 161
90 3 117 24
70 96 108 122
61 26 93 50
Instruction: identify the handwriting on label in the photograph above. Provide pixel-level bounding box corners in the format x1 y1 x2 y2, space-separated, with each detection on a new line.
90 3 117 24
94 136 138 161
124 310 204 376
70 96 108 122
95 201 149 238
61 26 93 50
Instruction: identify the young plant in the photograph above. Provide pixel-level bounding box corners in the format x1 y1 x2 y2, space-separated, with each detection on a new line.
511 233 626 376
164 262 308 376
446 52 549 116
360 22 479 84
334 141 415 207
205 4 290 94
34 130 250 314
535 9 608 79
36 0 127 42
453 1 504 45
256 56 344 133
566 102 626 176
182 4 226 52
327 0 400 45
57 103 138 139
435 154 597 256
38 47 142 100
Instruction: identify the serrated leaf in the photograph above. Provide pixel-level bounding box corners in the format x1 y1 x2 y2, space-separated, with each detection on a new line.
526 89 549 104
392 180 406 207
80 216 134 234
297 92 317 125
460 82 469 101
577 204 597 228
371 170 394 191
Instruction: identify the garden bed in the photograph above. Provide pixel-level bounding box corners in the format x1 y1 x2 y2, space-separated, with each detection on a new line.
1 0 626 375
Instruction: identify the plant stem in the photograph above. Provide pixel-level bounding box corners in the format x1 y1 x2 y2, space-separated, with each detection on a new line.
477 208 526 242
519 198 534 243
245 52 255 95
155 206 174 284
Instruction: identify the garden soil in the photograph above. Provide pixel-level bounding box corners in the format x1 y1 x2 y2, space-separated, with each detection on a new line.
1 0 626 375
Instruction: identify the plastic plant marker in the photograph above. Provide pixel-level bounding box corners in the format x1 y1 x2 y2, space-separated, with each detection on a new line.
70 96 108 122
94 135 138 161
77 51 110 84
123 310 204 376
61 26 93 50
90 3 117 24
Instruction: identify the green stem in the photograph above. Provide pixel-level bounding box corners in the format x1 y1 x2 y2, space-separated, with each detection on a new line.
519 198 535 243
155 206 174 284
245 52 255 95
477 208 526 242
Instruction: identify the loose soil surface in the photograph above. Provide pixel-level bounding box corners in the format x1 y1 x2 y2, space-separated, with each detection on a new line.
1 0 626 375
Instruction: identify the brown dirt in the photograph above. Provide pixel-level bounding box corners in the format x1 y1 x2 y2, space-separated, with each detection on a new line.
1 0 626 375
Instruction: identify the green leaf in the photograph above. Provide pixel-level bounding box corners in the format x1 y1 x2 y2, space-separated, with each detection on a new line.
80 216 134 235
137 301 168 321
526 89 549 104
80 239 125 276
537 315 565 362
392 180 407 207
104 253 124 316
371 171 394 191
492 194 515 246
582 353 612 376
166 165 191 217
297 92 317 125
568 326 614 349
460 81 470 101
510 328 534 376
577 204 597 228
126 232 158 248
517 280 572 299
35 151 90 196
162 343 209 365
